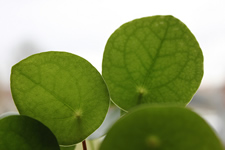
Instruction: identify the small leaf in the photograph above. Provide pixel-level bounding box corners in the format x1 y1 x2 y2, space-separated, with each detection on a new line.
100 106 223 150
0 115 60 150
102 15 203 111
11 51 110 145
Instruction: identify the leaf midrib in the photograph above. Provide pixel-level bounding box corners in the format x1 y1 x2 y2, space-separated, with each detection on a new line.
16 70 76 114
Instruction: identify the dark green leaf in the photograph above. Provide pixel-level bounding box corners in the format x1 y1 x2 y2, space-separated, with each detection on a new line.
102 15 203 111
11 51 110 145
0 115 60 150
100 106 223 150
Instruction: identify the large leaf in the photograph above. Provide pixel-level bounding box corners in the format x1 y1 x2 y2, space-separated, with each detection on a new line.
0 115 60 150
11 51 110 145
102 15 203 111
100 106 223 150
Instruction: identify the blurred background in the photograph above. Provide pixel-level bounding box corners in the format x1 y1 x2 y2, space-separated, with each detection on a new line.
0 0 225 149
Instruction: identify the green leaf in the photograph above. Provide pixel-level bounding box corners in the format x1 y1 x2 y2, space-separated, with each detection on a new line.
100 106 223 150
11 51 110 145
0 115 60 150
102 15 203 111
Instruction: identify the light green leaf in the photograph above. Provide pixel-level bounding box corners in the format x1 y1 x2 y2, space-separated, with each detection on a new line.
100 106 223 150
11 51 110 145
0 115 60 150
102 15 203 111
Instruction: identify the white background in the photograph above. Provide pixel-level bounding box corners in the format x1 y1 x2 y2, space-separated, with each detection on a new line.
0 0 225 88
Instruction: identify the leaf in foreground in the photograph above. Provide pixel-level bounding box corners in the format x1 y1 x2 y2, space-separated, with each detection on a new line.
11 51 110 145
100 106 223 150
0 115 60 150
102 15 204 111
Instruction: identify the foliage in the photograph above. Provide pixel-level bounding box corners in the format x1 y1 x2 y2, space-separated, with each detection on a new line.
10 51 110 145
102 15 203 111
0 15 222 150
0 115 60 150
100 106 223 150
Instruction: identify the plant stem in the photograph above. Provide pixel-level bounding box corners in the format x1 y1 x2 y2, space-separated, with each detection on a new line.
82 140 87 150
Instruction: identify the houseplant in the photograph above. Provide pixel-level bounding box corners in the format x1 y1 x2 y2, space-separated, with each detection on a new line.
0 15 223 150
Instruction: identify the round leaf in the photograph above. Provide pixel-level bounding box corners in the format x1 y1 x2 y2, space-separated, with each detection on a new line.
102 15 203 111
11 51 110 145
100 106 223 150
0 115 60 150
